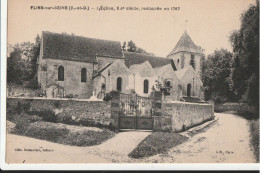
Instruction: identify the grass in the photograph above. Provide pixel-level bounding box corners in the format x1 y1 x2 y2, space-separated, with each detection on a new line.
128 132 188 159
249 119 259 162
12 121 115 147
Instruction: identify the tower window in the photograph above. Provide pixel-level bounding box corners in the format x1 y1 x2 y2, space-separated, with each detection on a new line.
190 54 195 69
144 79 149 94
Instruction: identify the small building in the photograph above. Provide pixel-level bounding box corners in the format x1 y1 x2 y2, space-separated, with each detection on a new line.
129 61 158 97
175 65 203 99
93 60 134 98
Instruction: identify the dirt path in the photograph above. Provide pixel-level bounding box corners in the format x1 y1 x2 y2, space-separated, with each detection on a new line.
6 113 255 163
142 113 256 163
6 131 151 163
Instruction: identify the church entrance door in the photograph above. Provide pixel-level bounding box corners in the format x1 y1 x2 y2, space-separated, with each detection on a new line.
187 83 191 97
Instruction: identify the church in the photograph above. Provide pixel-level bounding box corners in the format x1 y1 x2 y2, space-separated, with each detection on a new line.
37 31 204 100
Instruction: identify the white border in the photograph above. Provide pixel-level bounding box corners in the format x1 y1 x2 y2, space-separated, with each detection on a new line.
1 0 259 170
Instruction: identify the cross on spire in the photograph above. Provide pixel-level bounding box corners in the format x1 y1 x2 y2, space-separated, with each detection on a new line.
185 20 189 31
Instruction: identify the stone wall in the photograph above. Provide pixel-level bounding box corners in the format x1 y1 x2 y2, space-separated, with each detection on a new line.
155 101 214 132
7 98 111 127
214 102 257 114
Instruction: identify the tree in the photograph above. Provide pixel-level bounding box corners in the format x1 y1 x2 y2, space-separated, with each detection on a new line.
125 40 155 56
229 1 259 106
7 35 41 87
127 40 137 52
202 49 236 103
122 41 126 51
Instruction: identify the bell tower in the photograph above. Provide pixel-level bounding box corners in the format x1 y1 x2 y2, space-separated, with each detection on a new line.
166 30 205 79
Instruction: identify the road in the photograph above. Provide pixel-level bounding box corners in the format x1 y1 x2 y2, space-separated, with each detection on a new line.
142 113 256 163
5 113 256 163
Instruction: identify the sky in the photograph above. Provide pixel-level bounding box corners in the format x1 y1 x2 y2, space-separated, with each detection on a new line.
7 0 256 57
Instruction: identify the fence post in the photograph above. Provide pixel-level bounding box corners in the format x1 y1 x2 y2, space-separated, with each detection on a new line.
110 91 120 132
153 91 163 131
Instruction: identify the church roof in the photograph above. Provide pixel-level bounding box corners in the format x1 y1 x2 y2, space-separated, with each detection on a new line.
175 66 191 80
129 61 157 77
175 65 203 85
93 63 112 78
154 64 178 80
124 51 176 70
41 31 124 63
167 31 203 56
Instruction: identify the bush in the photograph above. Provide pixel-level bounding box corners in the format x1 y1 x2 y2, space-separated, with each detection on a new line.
67 128 115 146
20 122 115 146
129 132 188 158
249 119 259 162
24 122 70 143
32 110 57 123
65 94 74 98
54 101 60 108
12 112 42 134
103 90 120 102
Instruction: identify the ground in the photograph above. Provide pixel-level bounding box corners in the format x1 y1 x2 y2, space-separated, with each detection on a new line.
6 113 256 163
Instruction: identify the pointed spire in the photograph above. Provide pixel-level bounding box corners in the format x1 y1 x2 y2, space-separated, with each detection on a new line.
167 31 203 56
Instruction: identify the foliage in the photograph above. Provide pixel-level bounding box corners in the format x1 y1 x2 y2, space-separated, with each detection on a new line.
202 49 237 103
153 79 172 96
229 1 259 106
128 132 188 158
124 40 155 56
249 119 259 162
18 121 115 146
7 35 41 86
103 90 120 102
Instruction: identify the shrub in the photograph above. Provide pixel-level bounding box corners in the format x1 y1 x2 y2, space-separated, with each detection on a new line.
34 110 57 123
249 119 259 162
20 122 115 146
129 132 188 159
54 101 60 108
13 112 35 134
24 122 70 143
103 90 120 102
65 94 74 98
67 129 115 146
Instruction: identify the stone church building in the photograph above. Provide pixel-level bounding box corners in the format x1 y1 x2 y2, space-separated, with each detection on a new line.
37 31 204 100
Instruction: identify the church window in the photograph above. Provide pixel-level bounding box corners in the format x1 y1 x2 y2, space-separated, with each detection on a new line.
187 83 192 97
190 54 195 70
81 68 87 83
58 66 64 81
117 77 122 91
101 83 106 90
144 79 149 94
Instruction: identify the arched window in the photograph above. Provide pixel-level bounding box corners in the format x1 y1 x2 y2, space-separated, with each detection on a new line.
117 77 122 91
58 66 64 81
190 54 195 69
144 79 149 94
81 68 87 83
187 83 192 97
